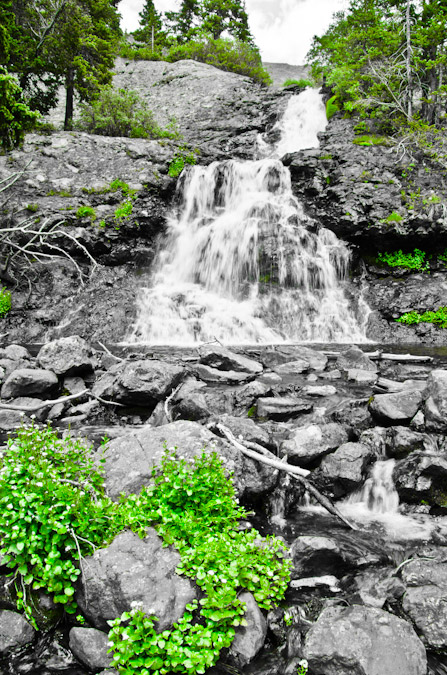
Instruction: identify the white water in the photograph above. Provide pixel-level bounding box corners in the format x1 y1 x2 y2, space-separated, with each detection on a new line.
131 89 368 345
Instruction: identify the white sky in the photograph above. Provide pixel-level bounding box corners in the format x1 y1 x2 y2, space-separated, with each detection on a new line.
119 0 350 64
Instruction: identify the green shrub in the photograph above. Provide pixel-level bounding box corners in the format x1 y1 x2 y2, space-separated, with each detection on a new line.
352 134 390 146
439 249 447 263
0 286 11 317
76 86 178 139
25 203 39 213
383 211 403 223
377 248 429 271
397 307 447 328
0 67 39 150
168 146 199 177
167 38 271 86
282 78 313 88
326 95 340 120
76 205 96 220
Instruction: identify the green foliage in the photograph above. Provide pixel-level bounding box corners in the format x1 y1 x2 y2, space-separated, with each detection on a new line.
282 78 313 88
108 450 291 674
76 205 96 220
25 203 39 213
167 37 271 85
439 249 447 263
352 134 390 146
397 307 447 328
297 659 309 675
47 189 72 197
114 200 133 224
165 0 254 44
0 66 39 150
326 95 340 120
169 146 199 177
77 86 178 139
0 423 122 622
0 287 11 317
377 248 429 271
383 211 403 222
247 406 256 418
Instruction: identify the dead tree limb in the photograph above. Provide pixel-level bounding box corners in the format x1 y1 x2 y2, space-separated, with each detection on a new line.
216 423 358 531
0 389 126 412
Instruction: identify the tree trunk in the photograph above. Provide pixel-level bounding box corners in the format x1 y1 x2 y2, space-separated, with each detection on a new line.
406 0 413 119
64 67 74 131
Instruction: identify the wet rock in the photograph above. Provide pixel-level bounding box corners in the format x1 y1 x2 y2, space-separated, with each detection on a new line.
369 390 422 424
63 375 87 396
347 368 378 384
281 423 348 467
171 378 210 421
193 364 252 384
234 380 271 409
101 420 277 502
0 345 31 361
351 568 405 608
302 385 337 397
424 369 447 432
0 357 30 379
290 537 344 578
318 442 374 496
359 427 387 455
336 346 377 373
198 346 263 374
92 359 184 407
261 346 328 371
303 604 426 675
0 610 36 653
274 360 310 376
385 426 430 458
257 397 313 420
1 368 58 399
0 409 26 432
76 529 197 632
393 452 447 504
69 627 113 670
229 592 267 667
37 336 93 375
212 414 270 448
401 560 447 649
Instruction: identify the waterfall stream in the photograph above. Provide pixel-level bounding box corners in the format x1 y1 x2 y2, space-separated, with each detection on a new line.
131 89 368 344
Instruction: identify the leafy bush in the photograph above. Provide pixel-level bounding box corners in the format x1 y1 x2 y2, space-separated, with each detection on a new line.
109 450 291 674
326 95 340 120
282 78 313 88
76 86 178 139
76 205 96 220
0 67 39 150
377 248 429 271
166 38 271 86
397 307 447 328
168 146 199 177
383 211 403 223
0 286 11 317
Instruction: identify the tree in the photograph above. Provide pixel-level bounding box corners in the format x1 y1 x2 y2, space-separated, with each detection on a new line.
166 0 254 44
134 0 164 47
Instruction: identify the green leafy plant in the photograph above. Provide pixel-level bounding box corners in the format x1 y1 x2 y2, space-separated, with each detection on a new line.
0 66 39 150
297 659 308 675
76 205 96 220
326 95 340 120
169 146 199 177
0 286 11 317
352 134 390 146
382 211 403 223
108 449 291 674
397 307 447 328
25 203 39 213
439 249 447 263
377 248 429 272
282 78 313 88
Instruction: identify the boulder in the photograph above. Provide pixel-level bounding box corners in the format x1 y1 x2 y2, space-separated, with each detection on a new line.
385 426 429 458
318 442 374 496
424 369 447 432
281 423 348 467
347 369 378 384
0 409 28 432
0 345 31 361
193 364 252 384
212 414 270 448
401 560 447 649
198 346 263 374
274 360 310 376
229 592 267 667
261 347 327 371
92 359 184 407
351 569 405 609
290 537 344 579
336 346 377 373
0 610 36 653
101 420 277 501
257 397 313 421
75 529 198 633
303 605 426 675
69 627 113 670
38 336 93 375
369 390 422 425
393 451 447 504
1 368 58 399
302 385 337 397
171 379 210 421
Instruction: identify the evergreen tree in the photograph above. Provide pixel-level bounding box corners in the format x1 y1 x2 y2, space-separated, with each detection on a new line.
134 0 164 47
166 0 254 44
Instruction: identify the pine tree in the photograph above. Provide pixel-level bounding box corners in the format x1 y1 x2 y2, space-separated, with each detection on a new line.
166 0 254 44
134 0 164 47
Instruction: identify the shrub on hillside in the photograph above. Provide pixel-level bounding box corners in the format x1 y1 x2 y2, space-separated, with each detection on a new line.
76 86 178 139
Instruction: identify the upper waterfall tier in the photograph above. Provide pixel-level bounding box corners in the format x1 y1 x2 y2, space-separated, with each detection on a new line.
131 90 369 345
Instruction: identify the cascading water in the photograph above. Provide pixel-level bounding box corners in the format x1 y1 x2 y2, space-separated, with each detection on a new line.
131 89 368 344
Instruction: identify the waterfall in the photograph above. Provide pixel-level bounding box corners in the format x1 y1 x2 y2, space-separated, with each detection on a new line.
348 460 400 514
131 89 368 345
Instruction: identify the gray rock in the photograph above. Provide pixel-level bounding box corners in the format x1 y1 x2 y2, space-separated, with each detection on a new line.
302 385 337 397
401 560 447 649
347 368 378 384
319 442 374 496
69 627 113 670
93 359 184 406
101 420 277 502
63 376 87 395
198 346 262 374
213 414 270 448
75 529 197 633
193 364 252 383
424 369 447 432
336 346 377 373
274 360 310 376
290 536 342 579
0 409 27 432
352 569 405 608
229 592 267 667
257 397 313 420
369 390 422 424
281 423 348 466
1 368 58 399
234 380 271 409
0 610 36 653
385 426 429 458
393 452 447 503
303 605 426 675
38 336 93 375
0 345 31 361
262 347 327 371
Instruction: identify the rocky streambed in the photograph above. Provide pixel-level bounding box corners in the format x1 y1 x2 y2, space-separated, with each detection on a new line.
1 336 447 674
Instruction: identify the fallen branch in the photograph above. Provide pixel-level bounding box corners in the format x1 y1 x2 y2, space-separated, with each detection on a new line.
97 341 124 362
0 389 126 412
216 423 358 531
164 382 183 423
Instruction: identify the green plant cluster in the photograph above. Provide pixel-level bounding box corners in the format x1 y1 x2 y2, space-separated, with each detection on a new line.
325 95 340 120
0 286 11 317
168 146 199 177
282 78 313 88
108 450 291 674
377 248 429 272
76 86 179 140
397 307 447 329
0 66 39 150
352 134 390 146
76 205 96 220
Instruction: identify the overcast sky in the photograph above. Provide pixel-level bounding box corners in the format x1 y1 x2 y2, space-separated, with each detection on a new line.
119 0 350 64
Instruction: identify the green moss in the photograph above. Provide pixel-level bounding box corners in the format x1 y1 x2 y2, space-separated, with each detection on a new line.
0 287 11 317
377 248 429 271
282 78 313 88
396 306 447 328
353 134 390 146
76 205 96 220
